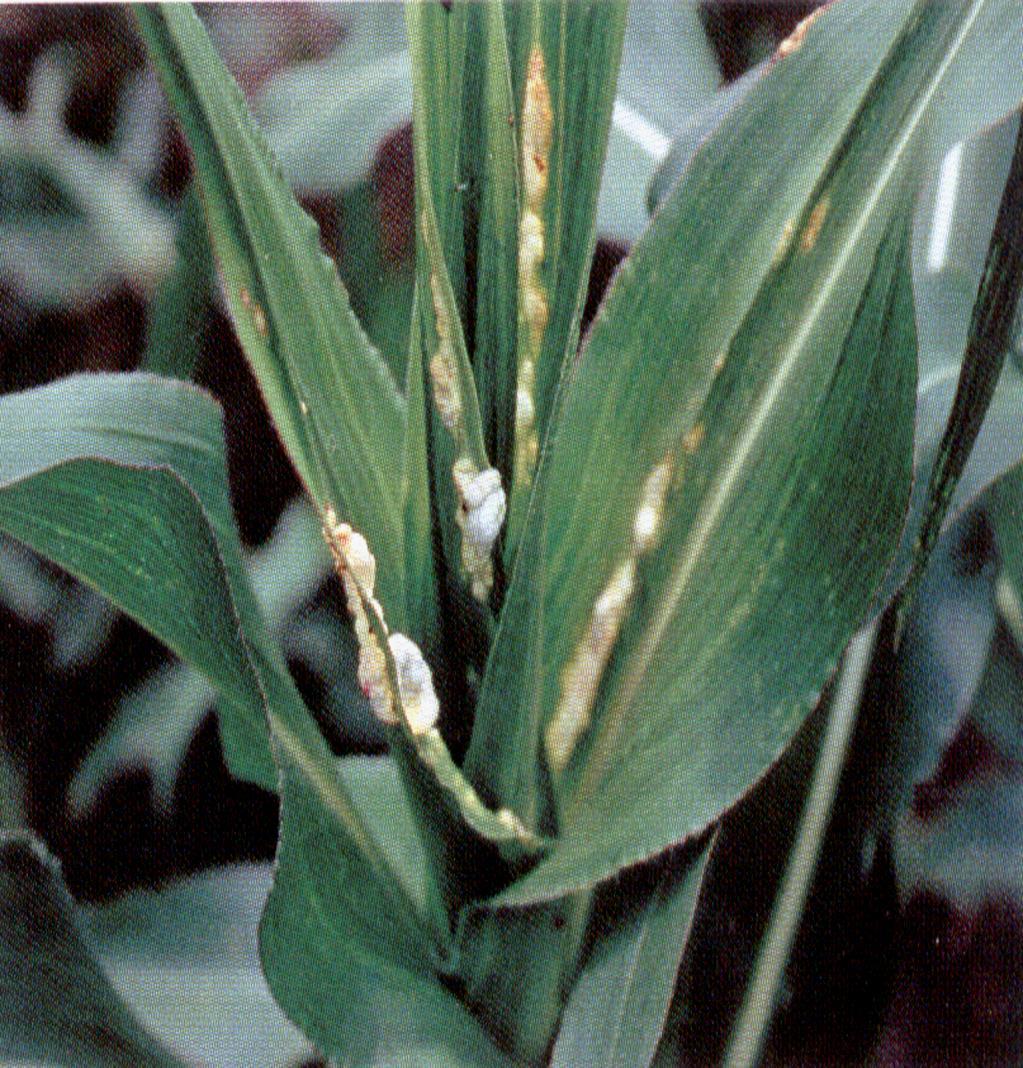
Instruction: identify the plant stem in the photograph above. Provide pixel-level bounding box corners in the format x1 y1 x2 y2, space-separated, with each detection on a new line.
721 623 878 1068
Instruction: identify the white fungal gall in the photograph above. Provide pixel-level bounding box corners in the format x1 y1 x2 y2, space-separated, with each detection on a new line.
388 632 440 734
452 460 507 600
516 387 535 427
458 465 502 512
519 210 544 269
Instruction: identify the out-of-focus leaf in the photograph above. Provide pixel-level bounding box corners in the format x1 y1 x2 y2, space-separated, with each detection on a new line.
0 832 186 1067
0 534 59 622
258 6 410 193
967 624 1023 765
0 51 174 309
598 1 719 242
646 60 765 219
142 185 214 380
894 771 1023 908
472 0 946 902
69 496 328 812
551 840 713 1068
336 181 414 382
888 513 998 814
71 665 215 813
0 373 290 789
86 865 311 1068
136 5 407 619
49 583 117 671
0 747 24 829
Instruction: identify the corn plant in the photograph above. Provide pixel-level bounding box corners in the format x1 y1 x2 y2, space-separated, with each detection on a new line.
2 1 1023 1065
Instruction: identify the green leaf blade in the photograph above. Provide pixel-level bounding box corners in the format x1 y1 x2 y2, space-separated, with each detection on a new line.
0 832 187 1068
0 372 283 788
470 0 986 903
135 4 407 616
552 841 713 1068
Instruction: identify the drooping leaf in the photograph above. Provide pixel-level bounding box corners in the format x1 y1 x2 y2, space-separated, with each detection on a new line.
551 840 713 1068
69 497 327 811
0 832 186 1067
0 372 286 788
135 5 407 619
472 0 974 903
85 865 311 1068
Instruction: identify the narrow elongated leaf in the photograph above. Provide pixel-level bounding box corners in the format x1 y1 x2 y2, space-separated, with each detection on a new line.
463 3 521 486
504 0 628 548
86 865 311 1068
0 832 185 1067
135 5 407 618
722 626 880 1068
402 287 441 647
0 373 283 788
552 841 713 1068
471 0 974 904
900 116 1023 605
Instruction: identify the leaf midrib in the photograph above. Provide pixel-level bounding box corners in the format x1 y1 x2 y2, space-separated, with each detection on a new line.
569 0 988 819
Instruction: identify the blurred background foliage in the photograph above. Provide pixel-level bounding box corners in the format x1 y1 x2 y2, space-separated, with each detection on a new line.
0 4 1021 1065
